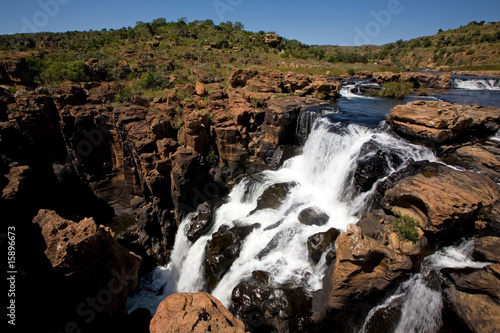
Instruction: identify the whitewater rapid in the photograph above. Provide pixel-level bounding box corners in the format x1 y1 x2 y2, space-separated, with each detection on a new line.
359 239 491 333
128 116 436 314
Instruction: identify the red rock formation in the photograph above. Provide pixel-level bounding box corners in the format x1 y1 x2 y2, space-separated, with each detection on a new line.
313 224 411 316
387 100 500 144
33 209 141 312
150 293 246 333
381 163 500 233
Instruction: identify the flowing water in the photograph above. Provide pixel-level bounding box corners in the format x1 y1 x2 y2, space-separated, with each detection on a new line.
127 78 498 325
450 76 500 90
358 240 491 333
127 89 436 313
438 76 500 107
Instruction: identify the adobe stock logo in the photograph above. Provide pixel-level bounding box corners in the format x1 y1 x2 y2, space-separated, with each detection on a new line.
213 0 243 21
353 0 411 46
21 0 71 33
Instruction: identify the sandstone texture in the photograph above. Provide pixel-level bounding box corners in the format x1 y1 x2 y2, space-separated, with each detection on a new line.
150 293 246 333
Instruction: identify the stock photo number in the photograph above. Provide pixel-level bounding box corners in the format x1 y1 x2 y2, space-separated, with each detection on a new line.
6 226 16 326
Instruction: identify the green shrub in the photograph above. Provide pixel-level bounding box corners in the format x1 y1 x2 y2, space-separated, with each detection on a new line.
40 61 90 84
109 214 135 235
115 84 132 103
417 87 429 96
206 146 219 167
380 81 413 99
347 68 356 76
139 69 165 90
393 215 420 243
251 97 259 108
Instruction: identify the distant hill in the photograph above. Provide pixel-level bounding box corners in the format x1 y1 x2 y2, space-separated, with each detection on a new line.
1 19 499 91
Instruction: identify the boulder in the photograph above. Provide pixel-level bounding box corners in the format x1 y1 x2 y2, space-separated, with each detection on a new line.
387 101 500 145
313 224 412 316
229 68 258 88
444 263 500 333
380 162 500 234
298 207 329 226
473 236 500 263
250 181 297 214
195 81 207 96
264 33 282 47
353 140 404 192
442 141 500 182
0 57 36 85
33 209 141 317
205 223 261 292
150 292 246 333
231 278 312 333
307 228 341 264
187 197 227 243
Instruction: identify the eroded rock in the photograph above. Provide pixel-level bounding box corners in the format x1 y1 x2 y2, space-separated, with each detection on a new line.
387 101 500 145
150 292 246 333
205 223 261 292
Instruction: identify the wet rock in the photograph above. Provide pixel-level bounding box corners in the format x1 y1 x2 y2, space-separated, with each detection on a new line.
269 145 296 170
313 224 412 318
231 279 312 333
205 223 261 292
187 197 227 243
170 146 214 220
356 209 394 243
298 207 329 226
307 228 341 264
250 181 297 214
150 292 246 333
354 140 404 192
256 228 297 260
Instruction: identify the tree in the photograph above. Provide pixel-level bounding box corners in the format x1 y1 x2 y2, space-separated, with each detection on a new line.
234 22 244 31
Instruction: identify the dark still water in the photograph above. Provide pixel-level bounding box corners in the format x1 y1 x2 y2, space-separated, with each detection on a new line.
436 89 500 107
307 83 500 130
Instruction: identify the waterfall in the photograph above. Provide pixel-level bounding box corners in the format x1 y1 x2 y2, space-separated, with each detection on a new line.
340 82 379 99
128 114 436 314
491 129 500 142
451 77 500 90
359 240 491 333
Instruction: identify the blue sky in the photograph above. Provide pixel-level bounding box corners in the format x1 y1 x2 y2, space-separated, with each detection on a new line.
1 0 499 46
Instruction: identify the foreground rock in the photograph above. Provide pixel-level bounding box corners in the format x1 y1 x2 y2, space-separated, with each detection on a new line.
387 100 500 145
150 293 246 333
231 276 312 333
33 209 141 316
443 237 500 333
313 224 412 317
380 162 500 234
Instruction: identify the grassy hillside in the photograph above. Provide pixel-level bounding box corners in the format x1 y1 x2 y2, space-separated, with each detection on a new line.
1 19 499 96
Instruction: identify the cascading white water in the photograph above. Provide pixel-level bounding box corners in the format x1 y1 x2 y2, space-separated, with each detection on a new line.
359 239 491 333
451 78 500 90
128 116 436 314
491 129 500 142
340 84 378 99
